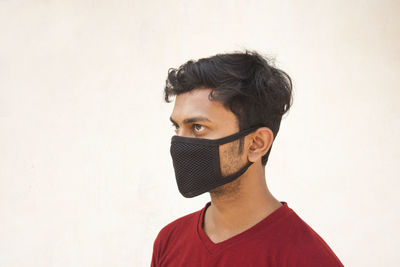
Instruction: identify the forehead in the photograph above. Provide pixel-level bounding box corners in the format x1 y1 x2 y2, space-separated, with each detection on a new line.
171 88 237 124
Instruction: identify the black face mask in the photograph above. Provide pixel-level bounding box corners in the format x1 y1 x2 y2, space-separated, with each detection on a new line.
170 124 268 198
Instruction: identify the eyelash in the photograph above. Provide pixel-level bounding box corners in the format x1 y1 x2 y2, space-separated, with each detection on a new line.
171 123 205 132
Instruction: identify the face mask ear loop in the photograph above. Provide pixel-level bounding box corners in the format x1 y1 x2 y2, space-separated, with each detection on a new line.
223 161 254 180
170 124 269 146
211 161 254 190
214 123 269 145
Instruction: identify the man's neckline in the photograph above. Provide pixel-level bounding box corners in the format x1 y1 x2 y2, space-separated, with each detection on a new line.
196 201 291 255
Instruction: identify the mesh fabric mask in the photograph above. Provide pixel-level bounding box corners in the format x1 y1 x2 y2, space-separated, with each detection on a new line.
170 124 268 198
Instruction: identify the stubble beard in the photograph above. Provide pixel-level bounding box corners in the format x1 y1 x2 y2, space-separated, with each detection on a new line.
209 139 245 199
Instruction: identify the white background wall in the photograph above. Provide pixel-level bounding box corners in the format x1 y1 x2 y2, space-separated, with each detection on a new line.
1 1 399 266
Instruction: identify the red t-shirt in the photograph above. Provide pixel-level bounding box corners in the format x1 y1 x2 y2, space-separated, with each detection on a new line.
151 201 344 266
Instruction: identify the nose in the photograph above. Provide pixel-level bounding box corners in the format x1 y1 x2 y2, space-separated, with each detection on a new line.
175 128 193 138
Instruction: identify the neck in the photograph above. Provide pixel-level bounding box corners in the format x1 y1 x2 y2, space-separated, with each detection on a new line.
205 163 282 240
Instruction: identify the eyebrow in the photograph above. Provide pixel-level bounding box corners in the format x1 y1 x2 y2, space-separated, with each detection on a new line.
170 116 212 125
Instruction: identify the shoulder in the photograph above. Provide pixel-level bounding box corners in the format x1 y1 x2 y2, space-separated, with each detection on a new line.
153 207 202 250
151 205 205 266
285 210 344 266
159 209 199 237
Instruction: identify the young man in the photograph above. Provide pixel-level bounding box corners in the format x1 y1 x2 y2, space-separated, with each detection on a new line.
151 51 344 266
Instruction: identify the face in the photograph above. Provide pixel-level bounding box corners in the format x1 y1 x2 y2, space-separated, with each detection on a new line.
169 88 251 196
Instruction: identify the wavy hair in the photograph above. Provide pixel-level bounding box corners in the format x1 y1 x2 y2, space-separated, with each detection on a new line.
164 50 293 166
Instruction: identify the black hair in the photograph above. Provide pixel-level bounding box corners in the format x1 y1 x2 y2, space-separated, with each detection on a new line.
164 50 293 166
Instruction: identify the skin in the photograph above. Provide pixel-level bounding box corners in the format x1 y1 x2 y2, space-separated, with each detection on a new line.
169 88 283 244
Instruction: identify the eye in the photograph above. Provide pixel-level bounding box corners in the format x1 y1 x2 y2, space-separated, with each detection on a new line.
171 123 179 131
193 124 205 132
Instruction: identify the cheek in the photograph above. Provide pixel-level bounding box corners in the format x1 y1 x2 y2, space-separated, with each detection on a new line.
218 140 245 176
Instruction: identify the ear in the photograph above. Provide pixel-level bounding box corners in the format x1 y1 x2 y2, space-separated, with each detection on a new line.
247 127 274 163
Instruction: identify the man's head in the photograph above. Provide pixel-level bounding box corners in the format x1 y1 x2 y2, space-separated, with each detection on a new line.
165 50 293 167
169 88 271 198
